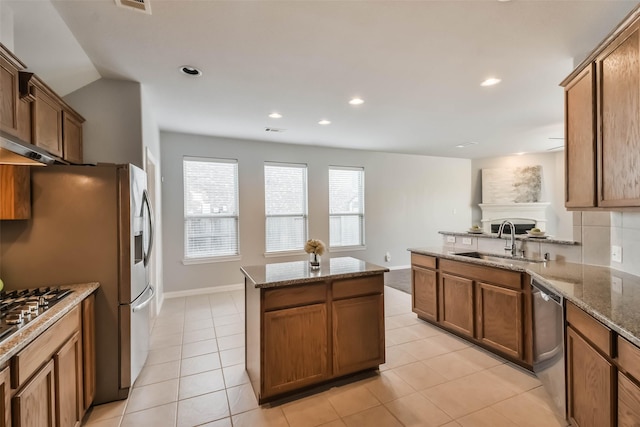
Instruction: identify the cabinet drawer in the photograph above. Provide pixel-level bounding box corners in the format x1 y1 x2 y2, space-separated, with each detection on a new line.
618 336 640 381
11 306 81 389
411 254 436 270
566 302 613 357
333 275 383 300
440 259 522 290
263 283 326 311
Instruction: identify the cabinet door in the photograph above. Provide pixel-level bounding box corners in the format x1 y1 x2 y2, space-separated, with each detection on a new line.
82 294 96 413
62 110 83 164
263 303 328 397
0 366 10 427
476 282 523 360
0 165 30 220
566 326 615 427
619 372 640 427
332 294 384 377
12 359 56 427
55 331 83 427
439 273 474 338
565 64 596 208
412 266 438 322
0 51 19 136
598 20 640 207
32 83 63 157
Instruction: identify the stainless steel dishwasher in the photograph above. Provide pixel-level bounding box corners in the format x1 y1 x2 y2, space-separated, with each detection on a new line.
531 277 566 419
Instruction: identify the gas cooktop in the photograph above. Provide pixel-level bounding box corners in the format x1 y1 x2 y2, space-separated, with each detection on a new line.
0 287 74 343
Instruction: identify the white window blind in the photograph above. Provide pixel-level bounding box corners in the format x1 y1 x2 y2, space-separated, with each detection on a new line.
329 166 364 247
265 163 308 253
184 157 239 259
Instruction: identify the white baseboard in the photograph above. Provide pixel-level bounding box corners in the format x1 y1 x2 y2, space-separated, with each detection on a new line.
163 283 244 299
387 264 411 270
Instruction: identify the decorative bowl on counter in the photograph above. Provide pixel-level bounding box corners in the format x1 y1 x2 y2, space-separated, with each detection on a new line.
467 228 484 234
526 230 547 238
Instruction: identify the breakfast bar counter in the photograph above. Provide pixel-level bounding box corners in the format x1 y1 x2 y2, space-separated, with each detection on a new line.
241 257 388 403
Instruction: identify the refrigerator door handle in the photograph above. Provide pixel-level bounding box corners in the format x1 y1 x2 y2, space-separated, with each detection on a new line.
132 285 155 313
142 189 154 267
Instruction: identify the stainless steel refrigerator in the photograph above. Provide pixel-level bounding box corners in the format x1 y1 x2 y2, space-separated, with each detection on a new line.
0 163 154 404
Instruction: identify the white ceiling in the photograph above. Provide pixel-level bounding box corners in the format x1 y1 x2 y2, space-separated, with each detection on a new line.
2 0 638 159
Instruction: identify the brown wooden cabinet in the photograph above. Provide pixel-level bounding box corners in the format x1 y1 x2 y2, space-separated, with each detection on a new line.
439 273 474 338
618 372 640 426
0 44 26 138
9 294 96 426
564 64 596 208
0 165 30 220
562 10 640 209
54 331 83 427
333 293 384 377
411 254 532 368
263 303 329 396
82 294 96 412
476 282 523 360
597 18 640 207
17 72 85 165
12 359 56 427
566 326 615 427
246 273 385 403
411 254 438 322
0 367 10 427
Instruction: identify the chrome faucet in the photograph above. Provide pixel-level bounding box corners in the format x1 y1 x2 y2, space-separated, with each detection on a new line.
497 220 517 257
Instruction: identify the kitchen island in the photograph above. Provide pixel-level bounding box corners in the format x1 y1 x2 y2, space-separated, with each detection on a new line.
241 257 388 404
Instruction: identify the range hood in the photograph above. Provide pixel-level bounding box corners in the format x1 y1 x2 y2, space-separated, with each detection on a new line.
0 130 58 166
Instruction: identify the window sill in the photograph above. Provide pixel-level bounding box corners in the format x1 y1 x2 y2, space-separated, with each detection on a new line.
329 245 367 253
264 250 306 258
183 255 242 265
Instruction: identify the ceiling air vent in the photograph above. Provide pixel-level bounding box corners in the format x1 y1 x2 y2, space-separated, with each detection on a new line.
265 127 286 133
115 0 151 14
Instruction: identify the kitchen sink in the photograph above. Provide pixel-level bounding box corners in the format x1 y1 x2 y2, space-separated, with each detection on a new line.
452 251 546 263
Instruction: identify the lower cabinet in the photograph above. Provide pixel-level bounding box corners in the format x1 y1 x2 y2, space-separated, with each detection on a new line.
411 255 531 368
618 373 640 426
8 293 96 427
263 304 329 396
248 274 385 403
566 326 615 427
439 273 474 338
54 331 83 427
476 282 523 360
12 360 56 427
0 367 10 427
332 294 384 377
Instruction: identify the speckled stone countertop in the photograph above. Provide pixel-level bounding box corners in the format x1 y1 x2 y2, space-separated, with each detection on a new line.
0 282 99 366
438 230 579 246
241 256 389 288
410 247 640 348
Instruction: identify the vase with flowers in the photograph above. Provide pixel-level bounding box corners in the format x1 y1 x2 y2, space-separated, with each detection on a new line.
304 239 325 270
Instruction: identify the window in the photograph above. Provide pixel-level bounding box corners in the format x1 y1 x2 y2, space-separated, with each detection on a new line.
265 163 308 253
183 157 239 260
329 166 364 247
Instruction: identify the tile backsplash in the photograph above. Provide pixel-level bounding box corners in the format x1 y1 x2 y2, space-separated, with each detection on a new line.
610 211 640 276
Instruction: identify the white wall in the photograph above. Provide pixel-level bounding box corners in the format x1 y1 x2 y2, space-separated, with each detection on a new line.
471 151 573 239
161 131 472 292
64 78 143 167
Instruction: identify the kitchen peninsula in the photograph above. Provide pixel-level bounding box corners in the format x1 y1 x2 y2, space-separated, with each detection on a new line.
241 257 388 404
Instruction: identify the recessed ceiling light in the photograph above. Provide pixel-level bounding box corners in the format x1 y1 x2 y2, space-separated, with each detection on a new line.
515 152 526 156
269 112 282 119
481 78 501 87
318 119 331 125
456 141 479 148
179 66 202 77
349 98 364 105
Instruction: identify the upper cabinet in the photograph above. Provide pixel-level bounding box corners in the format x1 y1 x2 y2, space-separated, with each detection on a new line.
0 43 85 165
562 7 640 209
597 19 640 207
0 45 31 142
20 73 85 164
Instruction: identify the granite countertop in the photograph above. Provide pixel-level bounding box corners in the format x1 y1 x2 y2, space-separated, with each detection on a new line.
409 247 640 348
438 230 579 246
0 282 99 366
241 256 389 288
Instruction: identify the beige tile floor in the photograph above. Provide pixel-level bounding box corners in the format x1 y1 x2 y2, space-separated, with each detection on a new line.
82 286 568 427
